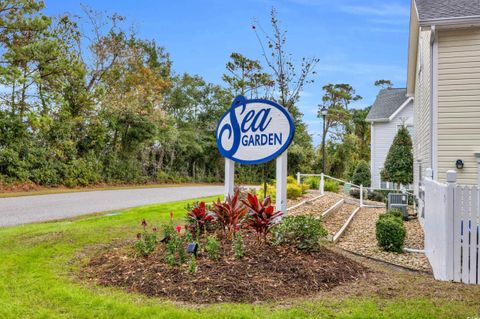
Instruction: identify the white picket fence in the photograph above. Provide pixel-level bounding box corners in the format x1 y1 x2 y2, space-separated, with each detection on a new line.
423 169 480 284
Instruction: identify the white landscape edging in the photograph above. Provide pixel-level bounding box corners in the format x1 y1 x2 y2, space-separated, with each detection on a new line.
286 194 325 212
321 199 344 218
332 207 361 243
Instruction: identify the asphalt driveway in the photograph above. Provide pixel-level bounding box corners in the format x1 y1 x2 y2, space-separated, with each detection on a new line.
0 185 224 227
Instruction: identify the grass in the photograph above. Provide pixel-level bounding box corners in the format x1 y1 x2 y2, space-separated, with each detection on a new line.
0 196 478 318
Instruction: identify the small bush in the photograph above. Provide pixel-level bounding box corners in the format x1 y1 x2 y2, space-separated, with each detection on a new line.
211 189 248 239
205 235 221 260
165 231 187 266
287 176 297 184
188 255 196 274
324 180 339 192
352 160 371 187
287 182 303 199
304 176 319 189
134 220 158 257
186 201 215 236
242 193 282 238
258 183 276 201
272 215 328 252
233 232 245 259
387 209 403 220
376 214 406 252
367 191 385 202
349 188 366 199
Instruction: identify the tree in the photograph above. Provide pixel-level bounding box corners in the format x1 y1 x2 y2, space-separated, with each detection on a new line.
222 53 273 98
352 160 371 187
381 127 413 188
251 8 317 175
374 79 393 89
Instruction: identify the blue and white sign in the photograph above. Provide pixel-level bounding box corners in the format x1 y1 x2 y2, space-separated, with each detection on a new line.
216 96 295 164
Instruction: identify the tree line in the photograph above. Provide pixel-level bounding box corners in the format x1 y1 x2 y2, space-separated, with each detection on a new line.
0 1 372 188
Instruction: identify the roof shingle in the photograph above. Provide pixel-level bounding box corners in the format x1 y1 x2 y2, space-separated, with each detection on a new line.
366 88 409 122
415 0 480 21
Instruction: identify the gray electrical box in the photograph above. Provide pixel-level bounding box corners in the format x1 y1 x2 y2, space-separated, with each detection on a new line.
388 193 408 220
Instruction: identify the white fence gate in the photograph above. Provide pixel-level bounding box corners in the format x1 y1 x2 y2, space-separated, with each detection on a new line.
423 169 480 284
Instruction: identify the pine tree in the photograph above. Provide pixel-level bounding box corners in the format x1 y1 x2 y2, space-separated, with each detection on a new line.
352 160 371 187
381 127 413 188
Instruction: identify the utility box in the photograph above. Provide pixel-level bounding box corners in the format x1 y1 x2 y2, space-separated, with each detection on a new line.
388 193 408 220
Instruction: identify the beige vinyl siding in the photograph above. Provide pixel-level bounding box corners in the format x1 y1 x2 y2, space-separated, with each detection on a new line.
438 27 480 185
413 30 432 194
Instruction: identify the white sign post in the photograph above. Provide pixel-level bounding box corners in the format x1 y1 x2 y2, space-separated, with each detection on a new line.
216 96 295 213
224 158 235 198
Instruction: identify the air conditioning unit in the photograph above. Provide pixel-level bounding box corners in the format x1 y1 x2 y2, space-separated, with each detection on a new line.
388 193 408 220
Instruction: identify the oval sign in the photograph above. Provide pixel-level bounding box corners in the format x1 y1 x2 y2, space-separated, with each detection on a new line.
216 96 295 164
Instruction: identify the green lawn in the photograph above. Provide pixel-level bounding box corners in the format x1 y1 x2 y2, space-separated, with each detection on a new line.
0 196 477 319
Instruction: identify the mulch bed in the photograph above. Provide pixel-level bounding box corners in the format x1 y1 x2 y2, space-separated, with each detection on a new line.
83 231 369 304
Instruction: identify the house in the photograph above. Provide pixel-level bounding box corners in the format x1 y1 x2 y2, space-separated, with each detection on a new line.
408 0 480 191
366 88 413 189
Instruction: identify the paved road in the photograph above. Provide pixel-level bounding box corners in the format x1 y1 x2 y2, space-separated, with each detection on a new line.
0 186 224 227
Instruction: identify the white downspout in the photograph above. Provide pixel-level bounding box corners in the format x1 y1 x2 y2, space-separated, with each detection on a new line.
430 25 438 180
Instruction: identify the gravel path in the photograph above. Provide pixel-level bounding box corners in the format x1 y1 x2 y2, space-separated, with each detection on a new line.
288 192 344 217
337 207 431 271
323 203 357 238
0 185 224 227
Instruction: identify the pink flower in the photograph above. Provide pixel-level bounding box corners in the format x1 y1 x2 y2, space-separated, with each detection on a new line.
175 225 182 233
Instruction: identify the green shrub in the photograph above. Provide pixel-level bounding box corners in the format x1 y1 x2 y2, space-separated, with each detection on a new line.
133 219 157 257
287 176 297 184
272 215 328 252
324 180 339 192
304 176 319 189
352 160 371 187
258 183 276 201
287 182 303 199
300 183 309 194
233 232 244 259
387 209 403 220
376 214 406 253
188 255 196 274
205 235 220 260
259 181 305 200
367 191 385 202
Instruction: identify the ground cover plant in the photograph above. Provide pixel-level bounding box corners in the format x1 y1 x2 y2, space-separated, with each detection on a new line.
1 196 480 318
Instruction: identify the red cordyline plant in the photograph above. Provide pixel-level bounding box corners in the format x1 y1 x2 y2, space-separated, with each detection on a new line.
242 193 282 239
211 189 248 239
187 201 214 235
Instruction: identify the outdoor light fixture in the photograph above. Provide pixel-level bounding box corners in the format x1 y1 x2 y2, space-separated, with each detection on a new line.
320 106 328 174
456 159 464 170
320 106 328 117
187 242 199 256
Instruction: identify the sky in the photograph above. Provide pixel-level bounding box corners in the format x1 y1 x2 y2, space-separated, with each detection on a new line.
44 0 411 146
